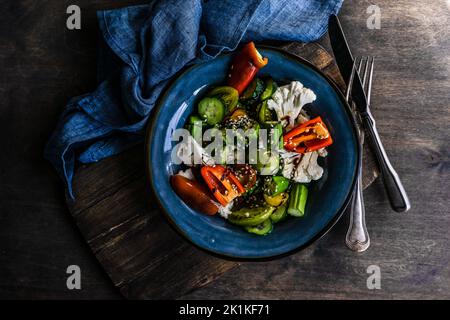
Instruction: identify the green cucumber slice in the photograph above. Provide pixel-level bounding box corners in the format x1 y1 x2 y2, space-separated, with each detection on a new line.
198 97 225 125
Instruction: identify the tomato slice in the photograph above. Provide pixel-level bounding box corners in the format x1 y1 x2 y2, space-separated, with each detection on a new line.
207 86 239 113
170 175 219 215
232 164 257 191
228 108 248 120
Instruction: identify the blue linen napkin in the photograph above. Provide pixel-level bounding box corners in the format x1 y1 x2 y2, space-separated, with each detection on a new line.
45 0 343 198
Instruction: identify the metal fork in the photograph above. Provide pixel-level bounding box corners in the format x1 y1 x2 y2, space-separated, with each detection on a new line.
345 56 374 252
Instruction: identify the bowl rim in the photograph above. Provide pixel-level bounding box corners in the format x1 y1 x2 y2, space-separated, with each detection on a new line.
145 45 360 261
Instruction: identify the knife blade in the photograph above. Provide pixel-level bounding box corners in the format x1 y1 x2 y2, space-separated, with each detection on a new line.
328 14 411 213
328 14 368 115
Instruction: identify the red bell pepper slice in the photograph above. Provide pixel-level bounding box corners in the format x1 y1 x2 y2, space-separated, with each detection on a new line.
246 42 269 68
201 165 245 206
283 116 333 153
227 42 268 94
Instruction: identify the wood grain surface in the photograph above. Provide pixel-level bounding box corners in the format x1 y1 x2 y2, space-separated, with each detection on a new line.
66 42 376 300
1 0 449 299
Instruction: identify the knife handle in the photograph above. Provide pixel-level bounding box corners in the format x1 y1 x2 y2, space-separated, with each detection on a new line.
362 114 411 212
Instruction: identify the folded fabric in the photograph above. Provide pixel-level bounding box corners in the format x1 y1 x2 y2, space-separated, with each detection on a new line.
45 0 343 198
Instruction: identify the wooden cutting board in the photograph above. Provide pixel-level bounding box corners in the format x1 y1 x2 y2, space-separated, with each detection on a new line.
66 42 379 300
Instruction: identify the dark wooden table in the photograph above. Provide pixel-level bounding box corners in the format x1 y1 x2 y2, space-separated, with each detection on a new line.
1 0 449 299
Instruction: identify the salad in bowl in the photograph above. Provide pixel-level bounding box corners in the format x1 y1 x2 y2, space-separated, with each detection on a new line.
170 42 334 236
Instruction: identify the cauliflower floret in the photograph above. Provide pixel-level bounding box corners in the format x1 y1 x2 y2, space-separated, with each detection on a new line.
281 155 296 181
296 152 314 182
305 151 324 180
296 111 310 125
317 147 328 158
280 150 324 183
174 135 215 166
267 81 316 130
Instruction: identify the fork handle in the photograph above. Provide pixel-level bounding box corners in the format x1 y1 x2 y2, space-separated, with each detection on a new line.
362 114 411 212
346 153 370 252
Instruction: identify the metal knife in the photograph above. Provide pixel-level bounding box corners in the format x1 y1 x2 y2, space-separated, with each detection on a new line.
328 14 411 213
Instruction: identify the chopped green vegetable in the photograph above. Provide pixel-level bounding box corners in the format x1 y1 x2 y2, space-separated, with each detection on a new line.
188 115 203 124
260 78 277 100
228 206 275 226
187 115 203 140
288 184 308 217
240 78 264 105
240 78 256 100
246 121 260 144
245 219 273 235
244 177 260 196
264 176 290 196
256 151 279 175
264 192 288 207
207 86 239 113
224 118 259 151
272 123 283 149
190 123 202 141
198 97 225 125
260 121 283 149
270 205 287 223
257 100 275 124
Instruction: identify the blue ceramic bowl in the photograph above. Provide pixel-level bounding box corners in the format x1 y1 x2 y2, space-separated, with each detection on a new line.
146 47 359 259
